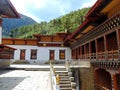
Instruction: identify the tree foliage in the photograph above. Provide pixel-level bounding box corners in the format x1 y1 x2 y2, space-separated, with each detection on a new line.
10 7 90 39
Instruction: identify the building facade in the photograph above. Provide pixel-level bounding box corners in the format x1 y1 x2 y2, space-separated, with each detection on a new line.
2 33 71 64
64 0 120 89
1 0 120 89
0 0 20 67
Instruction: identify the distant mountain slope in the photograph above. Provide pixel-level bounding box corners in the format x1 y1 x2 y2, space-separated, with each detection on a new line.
2 14 37 37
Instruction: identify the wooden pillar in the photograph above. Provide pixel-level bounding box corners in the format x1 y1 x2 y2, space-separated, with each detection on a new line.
116 29 120 48
108 70 119 90
76 48 78 60
113 75 117 90
110 73 118 90
95 39 98 60
84 44 86 59
80 46 82 59
78 47 80 59
0 19 2 44
116 29 120 59
89 42 92 60
104 35 108 60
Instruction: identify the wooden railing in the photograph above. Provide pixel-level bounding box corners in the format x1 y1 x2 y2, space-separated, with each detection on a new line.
70 50 120 69
72 50 119 60
71 10 120 48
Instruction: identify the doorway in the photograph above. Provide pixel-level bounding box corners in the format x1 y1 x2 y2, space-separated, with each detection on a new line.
49 50 54 60
20 50 25 60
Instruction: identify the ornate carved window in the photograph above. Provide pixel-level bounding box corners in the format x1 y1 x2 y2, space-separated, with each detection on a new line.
59 50 65 59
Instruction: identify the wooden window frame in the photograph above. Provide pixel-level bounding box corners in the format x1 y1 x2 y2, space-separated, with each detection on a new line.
59 50 65 60
20 49 26 60
31 49 37 59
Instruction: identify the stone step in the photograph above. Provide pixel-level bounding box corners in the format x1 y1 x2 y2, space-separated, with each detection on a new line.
60 78 70 81
25 68 49 71
55 71 68 73
55 71 68 76
60 81 71 84
60 87 72 90
60 76 69 80
54 68 66 71
60 84 71 88
59 74 68 76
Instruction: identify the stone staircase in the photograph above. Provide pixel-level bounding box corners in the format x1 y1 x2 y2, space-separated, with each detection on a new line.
55 68 76 90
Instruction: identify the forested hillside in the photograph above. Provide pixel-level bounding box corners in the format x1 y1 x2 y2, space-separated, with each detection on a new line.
2 14 36 37
10 7 90 39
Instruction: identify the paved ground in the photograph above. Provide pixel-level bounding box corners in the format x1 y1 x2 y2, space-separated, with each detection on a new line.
9 64 65 69
0 70 51 90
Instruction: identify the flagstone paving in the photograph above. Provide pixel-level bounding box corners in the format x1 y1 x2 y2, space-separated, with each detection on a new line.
0 70 51 90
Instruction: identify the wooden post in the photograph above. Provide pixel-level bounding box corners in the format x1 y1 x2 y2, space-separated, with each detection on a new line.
0 19 2 44
104 35 108 60
116 29 120 60
113 74 117 90
95 39 98 60
89 42 92 60
109 72 117 90
84 44 86 60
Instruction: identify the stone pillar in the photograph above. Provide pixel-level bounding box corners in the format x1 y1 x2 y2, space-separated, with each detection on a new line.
0 19 2 44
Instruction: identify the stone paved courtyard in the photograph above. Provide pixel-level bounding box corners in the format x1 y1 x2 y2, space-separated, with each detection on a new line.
0 70 51 90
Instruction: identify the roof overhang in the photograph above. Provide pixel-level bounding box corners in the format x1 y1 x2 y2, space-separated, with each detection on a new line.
0 44 16 50
38 42 64 44
0 0 20 18
85 0 112 18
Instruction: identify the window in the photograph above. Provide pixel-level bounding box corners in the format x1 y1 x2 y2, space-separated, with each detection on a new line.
31 49 37 59
59 50 65 59
20 49 26 60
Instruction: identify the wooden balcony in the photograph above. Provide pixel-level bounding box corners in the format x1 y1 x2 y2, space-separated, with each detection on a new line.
91 60 120 70
91 50 120 69
71 50 120 69
71 10 120 48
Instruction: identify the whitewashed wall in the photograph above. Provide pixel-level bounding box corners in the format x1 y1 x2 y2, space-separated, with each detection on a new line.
0 27 2 44
7 45 71 64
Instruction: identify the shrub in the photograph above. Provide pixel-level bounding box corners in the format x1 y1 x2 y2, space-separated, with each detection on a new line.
44 60 60 64
12 60 30 64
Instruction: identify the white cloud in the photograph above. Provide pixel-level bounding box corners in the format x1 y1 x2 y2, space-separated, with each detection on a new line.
81 0 97 8
10 0 97 22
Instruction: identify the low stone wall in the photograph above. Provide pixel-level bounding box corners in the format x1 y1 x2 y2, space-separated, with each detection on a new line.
0 59 11 68
79 67 95 90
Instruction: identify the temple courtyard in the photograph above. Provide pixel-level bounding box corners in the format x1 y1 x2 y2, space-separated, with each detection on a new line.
0 65 52 90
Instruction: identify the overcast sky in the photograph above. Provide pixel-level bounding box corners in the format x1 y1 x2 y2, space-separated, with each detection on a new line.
10 0 97 22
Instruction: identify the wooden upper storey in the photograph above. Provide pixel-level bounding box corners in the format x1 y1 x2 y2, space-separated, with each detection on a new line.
2 33 70 47
33 33 70 47
64 0 120 46
34 34 65 42
2 38 37 45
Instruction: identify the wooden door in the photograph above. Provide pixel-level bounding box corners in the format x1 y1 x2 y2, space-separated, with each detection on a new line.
50 50 54 60
20 50 25 60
